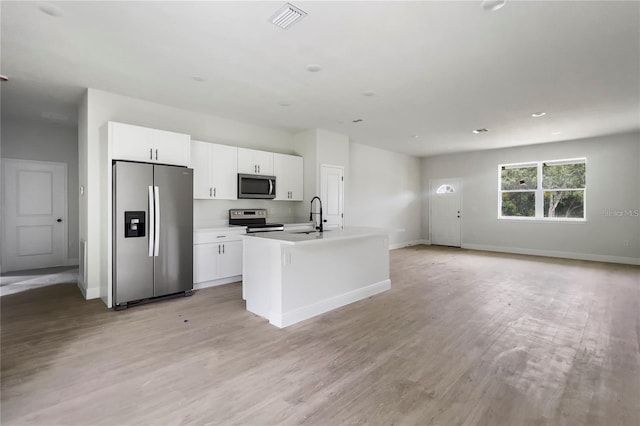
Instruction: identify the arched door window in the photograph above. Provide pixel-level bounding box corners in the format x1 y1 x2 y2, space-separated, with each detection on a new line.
436 184 455 194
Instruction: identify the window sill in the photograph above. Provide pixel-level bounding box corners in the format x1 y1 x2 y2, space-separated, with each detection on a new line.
497 217 587 223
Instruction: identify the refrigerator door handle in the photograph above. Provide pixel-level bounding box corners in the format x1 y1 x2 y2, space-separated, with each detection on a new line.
154 186 160 257
148 186 155 256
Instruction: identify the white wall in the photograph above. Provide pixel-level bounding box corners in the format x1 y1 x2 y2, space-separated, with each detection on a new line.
347 142 422 248
421 132 640 264
292 129 318 215
292 128 350 220
80 88 299 298
1 118 79 263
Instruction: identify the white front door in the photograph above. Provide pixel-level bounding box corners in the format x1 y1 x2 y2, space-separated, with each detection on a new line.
430 178 462 247
320 164 344 229
2 159 68 272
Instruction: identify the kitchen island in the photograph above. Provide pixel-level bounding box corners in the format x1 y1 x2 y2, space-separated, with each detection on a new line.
242 227 391 328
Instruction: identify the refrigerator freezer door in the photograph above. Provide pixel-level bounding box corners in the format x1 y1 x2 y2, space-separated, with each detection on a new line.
153 165 193 297
113 162 155 305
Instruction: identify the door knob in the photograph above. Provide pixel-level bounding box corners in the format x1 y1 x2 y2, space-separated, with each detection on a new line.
56 218 63 223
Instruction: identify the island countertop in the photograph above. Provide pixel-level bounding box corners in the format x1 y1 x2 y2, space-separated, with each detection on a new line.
242 226 389 245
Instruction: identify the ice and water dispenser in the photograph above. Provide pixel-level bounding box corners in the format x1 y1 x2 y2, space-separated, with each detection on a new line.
124 211 146 238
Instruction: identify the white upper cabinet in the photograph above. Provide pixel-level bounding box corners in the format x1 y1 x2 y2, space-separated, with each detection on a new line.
274 153 303 201
153 128 191 166
191 140 213 199
237 148 273 176
110 122 190 166
211 144 238 200
191 140 238 200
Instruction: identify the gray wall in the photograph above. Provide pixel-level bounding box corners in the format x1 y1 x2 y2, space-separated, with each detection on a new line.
1 118 79 262
347 142 422 248
421 132 640 263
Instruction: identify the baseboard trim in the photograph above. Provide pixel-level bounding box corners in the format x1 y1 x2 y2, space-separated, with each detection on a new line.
462 243 640 266
76 282 100 299
84 286 101 299
67 257 79 266
77 281 87 298
270 279 391 328
194 275 242 290
78 280 100 300
389 239 430 250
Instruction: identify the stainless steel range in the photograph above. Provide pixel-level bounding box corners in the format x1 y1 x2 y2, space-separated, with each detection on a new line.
229 209 284 233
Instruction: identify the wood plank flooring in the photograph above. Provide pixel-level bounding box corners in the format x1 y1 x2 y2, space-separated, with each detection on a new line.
1 246 639 425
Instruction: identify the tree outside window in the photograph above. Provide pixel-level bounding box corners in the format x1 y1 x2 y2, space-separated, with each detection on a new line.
499 159 586 220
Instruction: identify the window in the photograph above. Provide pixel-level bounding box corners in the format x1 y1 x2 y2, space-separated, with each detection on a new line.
499 158 586 220
436 184 455 194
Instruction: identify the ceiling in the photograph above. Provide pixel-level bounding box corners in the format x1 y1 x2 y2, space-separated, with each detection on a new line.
1 1 639 157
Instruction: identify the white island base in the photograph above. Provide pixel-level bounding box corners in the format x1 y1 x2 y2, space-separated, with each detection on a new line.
242 228 391 328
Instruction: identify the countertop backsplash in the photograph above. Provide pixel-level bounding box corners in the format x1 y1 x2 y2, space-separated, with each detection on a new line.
193 199 308 229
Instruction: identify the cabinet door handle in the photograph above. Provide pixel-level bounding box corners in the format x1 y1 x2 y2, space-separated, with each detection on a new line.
254 164 257 173
214 187 216 197
209 187 212 197
155 149 158 160
258 165 260 173
218 244 221 254
150 148 153 160
222 244 225 254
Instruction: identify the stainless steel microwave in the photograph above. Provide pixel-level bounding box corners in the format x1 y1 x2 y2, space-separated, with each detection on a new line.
237 174 276 199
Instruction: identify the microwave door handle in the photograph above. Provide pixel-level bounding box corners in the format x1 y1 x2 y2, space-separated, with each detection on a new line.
154 186 160 257
148 186 154 256
269 179 273 195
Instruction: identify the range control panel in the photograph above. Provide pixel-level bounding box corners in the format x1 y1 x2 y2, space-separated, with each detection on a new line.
229 209 268 226
229 209 267 219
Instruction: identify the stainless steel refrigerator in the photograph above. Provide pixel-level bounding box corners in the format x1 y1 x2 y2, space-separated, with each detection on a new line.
113 161 193 309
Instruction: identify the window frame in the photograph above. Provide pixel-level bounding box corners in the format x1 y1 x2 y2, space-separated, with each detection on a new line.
498 158 587 222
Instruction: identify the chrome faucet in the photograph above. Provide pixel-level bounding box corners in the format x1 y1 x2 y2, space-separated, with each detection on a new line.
309 196 324 232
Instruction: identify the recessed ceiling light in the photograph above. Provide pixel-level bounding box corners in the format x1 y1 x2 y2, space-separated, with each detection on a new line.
472 128 489 134
363 91 376 97
0 75 8 82
411 135 420 139
480 0 506 12
269 3 307 30
551 131 562 135
306 64 321 72
278 101 292 107
531 111 546 118
37 2 64 17
191 76 206 82
352 119 364 123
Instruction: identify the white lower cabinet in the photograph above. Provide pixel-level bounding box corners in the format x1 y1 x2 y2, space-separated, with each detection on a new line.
193 231 244 288
216 240 242 278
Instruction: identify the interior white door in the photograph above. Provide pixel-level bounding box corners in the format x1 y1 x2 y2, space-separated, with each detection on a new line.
430 178 462 247
2 159 68 272
320 164 344 229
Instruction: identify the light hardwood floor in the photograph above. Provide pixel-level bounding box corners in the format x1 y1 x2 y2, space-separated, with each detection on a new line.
1 246 639 425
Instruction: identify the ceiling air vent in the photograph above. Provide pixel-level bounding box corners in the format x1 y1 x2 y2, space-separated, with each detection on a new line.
270 3 307 30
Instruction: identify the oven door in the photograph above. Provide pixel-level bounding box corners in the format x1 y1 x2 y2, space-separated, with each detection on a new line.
238 174 276 199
